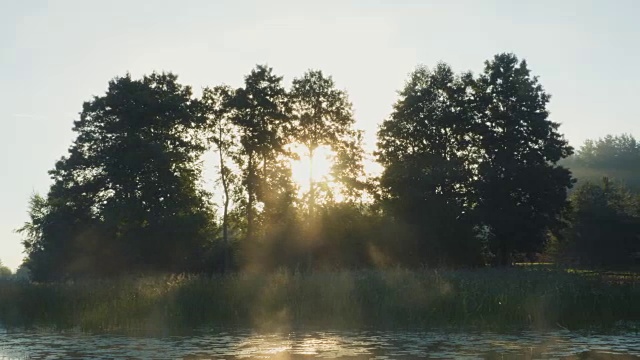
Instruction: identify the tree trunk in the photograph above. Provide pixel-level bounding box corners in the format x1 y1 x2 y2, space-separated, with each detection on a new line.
309 147 315 219
497 237 511 266
306 147 316 270
247 152 254 242
218 127 230 272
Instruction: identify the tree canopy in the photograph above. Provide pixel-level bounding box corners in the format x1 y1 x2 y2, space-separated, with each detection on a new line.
377 54 574 266
560 179 640 266
20 73 215 280
377 63 480 266
563 134 640 192
21 54 637 281
0 260 11 277
473 54 574 265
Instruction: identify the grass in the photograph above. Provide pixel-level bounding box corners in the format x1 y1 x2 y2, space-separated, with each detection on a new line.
0 267 638 333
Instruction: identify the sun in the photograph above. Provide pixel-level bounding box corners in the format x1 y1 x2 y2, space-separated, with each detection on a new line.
288 144 335 194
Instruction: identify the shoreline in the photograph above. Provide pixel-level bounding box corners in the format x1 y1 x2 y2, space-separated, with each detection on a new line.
1 267 638 333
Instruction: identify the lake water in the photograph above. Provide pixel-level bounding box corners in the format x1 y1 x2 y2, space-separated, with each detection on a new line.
1 328 639 359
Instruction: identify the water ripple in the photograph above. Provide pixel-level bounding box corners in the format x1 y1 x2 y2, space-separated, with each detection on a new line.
0 328 639 359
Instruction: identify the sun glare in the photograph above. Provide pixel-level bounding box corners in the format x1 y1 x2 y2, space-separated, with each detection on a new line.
289 144 334 194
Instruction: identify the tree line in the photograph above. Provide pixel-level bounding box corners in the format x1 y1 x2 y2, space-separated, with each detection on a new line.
0 260 11 277
554 134 640 266
17 53 639 281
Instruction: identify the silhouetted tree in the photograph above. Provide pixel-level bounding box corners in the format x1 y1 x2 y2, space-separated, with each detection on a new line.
229 65 292 242
18 194 52 280
563 179 640 267
331 130 368 203
290 70 364 210
202 85 239 272
472 53 574 265
289 70 367 268
16 58 584 276
377 64 482 266
0 259 11 277
19 73 215 280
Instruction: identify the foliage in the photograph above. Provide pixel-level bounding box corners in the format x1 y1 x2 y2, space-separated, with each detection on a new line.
563 134 640 192
377 54 573 266
472 54 574 265
228 65 294 242
202 85 240 272
19 73 215 280
0 268 638 332
0 260 11 277
377 63 481 266
290 70 366 207
19 54 629 279
561 179 640 267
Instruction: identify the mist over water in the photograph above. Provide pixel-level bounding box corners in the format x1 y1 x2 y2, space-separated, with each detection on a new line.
1 327 639 359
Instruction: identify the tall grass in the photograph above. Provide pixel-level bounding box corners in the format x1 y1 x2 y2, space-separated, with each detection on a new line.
0 267 638 333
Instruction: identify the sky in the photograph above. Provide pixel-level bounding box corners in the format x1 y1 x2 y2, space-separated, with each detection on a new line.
1 0 639 271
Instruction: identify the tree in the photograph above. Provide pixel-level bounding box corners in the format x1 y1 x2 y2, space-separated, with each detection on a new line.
202 85 239 272
331 130 368 203
14 264 31 280
376 64 481 266
563 134 640 192
289 70 367 268
0 259 11 277
19 192 84 280
19 73 215 280
473 53 574 265
17 194 47 280
229 65 292 242
289 70 364 211
563 179 640 266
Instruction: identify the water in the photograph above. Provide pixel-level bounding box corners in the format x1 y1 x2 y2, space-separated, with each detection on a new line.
1 328 639 359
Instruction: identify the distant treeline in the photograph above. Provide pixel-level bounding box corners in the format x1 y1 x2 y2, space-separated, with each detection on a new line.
563 134 640 191
555 134 640 266
17 53 640 281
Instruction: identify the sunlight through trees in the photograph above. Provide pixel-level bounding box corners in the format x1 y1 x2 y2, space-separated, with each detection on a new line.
16 54 639 281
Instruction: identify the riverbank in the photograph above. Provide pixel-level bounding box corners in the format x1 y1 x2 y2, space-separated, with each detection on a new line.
0 267 638 333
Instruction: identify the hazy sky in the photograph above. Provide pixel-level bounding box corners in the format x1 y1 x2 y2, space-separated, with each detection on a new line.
1 0 639 271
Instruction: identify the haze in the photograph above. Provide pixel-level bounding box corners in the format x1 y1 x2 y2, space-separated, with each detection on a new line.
1 0 639 271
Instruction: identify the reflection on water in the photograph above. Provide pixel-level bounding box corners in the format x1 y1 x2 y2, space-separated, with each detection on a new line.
0 327 639 359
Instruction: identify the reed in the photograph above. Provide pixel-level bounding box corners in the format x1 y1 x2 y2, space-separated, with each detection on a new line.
0 267 638 333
